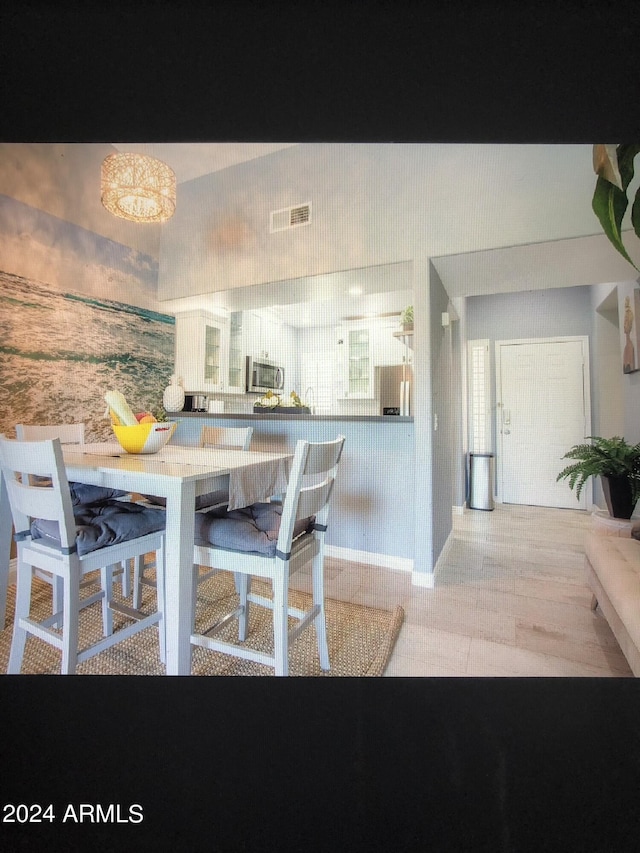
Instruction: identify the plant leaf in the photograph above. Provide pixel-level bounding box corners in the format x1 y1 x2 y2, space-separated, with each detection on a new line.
632 184 640 240
592 176 637 269
592 144 640 272
616 144 640 189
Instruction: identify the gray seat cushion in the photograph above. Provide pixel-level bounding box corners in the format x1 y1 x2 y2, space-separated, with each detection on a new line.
194 502 315 557
31 500 166 557
143 490 231 511
69 482 128 506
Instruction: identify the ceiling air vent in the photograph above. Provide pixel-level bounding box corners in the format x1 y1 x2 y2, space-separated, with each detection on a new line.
270 202 312 233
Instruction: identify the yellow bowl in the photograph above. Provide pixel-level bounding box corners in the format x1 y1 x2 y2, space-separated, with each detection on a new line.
112 421 177 454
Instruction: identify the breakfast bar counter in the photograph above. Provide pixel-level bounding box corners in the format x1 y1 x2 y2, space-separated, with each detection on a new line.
176 412 413 423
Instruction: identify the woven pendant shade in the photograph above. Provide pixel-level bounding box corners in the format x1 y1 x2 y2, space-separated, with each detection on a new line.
101 153 176 223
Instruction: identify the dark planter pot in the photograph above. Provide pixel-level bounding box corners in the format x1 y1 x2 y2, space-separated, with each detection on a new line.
601 475 636 519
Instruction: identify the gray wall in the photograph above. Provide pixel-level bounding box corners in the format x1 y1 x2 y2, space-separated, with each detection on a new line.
429 265 455 565
157 143 601 302
466 285 593 342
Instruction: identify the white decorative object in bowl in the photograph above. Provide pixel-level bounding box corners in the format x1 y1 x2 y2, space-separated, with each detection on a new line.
163 375 185 412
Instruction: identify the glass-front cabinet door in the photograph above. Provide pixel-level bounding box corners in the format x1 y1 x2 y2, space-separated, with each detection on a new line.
225 311 245 393
335 322 374 399
348 327 371 396
204 322 222 386
174 309 228 394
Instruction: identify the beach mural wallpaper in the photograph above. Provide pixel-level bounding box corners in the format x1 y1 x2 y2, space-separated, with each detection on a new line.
0 194 175 441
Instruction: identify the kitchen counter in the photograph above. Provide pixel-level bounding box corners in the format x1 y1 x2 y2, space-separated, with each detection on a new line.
175 411 413 423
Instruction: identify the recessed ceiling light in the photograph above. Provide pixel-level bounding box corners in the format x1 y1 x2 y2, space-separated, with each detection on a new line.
348 286 363 296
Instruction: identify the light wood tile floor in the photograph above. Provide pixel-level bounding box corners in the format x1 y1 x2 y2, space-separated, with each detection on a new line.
292 504 634 677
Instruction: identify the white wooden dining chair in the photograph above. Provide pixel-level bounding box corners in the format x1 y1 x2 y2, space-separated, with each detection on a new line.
15 423 132 611
133 425 254 609
0 436 167 675
190 435 345 676
199 425 253 451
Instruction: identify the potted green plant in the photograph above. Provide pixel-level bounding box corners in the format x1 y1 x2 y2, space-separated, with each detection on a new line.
556 435 640 519
400 305 414 331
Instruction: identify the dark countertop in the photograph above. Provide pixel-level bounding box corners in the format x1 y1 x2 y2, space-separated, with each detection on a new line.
174 411 413 423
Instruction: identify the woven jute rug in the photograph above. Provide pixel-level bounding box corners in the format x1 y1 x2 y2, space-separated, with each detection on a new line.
0 570 404 676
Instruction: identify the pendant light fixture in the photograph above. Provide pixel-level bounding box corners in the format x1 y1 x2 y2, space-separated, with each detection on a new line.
101 152 176 223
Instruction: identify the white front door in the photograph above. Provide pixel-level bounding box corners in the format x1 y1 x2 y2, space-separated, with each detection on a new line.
496 337 590 509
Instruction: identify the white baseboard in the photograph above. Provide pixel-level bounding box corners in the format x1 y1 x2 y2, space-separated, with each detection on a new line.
408 531 453 589
324 545 413 573
452 504 465 516
434 529 455 573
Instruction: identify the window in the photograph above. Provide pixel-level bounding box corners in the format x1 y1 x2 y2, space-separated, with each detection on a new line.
468 339 491 452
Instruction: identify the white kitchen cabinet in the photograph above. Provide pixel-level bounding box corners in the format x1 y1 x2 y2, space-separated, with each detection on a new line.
249 310 283 363
243 310 297 390
174 310 229 394
243 311 276 360
374 323 411 366
335 322 375 399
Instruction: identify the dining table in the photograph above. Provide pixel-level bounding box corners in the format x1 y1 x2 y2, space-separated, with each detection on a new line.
0 441 293 675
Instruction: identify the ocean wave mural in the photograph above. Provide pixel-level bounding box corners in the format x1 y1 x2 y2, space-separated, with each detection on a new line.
0 195 175 441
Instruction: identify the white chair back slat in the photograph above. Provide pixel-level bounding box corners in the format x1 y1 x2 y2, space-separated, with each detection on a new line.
15 424 85 487
5 479 62 526
302 436 344 476
295 478 334 522
16 423 85 445
200 426 253 450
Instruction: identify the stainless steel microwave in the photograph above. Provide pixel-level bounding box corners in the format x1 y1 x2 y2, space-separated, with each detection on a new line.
246 356 285 394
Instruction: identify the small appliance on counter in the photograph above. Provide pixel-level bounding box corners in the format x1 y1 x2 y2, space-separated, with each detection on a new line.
184 394 208 412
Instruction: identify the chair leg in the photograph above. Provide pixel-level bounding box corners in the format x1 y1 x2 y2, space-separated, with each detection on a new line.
52 575 64 629
61 569 80 675
311 551 330 671
237 573 249 641
272 569 289 676
100 565 115 636
155 543 166 664
8 559 33 674
132 555 144 609
120 559 131 598
191 564 200 625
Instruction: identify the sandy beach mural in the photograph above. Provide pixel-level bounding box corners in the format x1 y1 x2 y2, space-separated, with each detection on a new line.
0 195 175 441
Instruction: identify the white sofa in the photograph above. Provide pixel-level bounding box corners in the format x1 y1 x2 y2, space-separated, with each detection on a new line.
585 531 640 676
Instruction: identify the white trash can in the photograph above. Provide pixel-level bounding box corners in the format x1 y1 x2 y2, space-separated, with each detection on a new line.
469 452 495 511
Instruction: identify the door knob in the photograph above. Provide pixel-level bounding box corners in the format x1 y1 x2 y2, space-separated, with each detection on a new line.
503 429 511 434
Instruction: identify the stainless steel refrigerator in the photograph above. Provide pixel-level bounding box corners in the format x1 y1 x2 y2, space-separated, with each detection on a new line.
376 364 413 416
